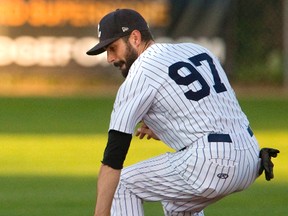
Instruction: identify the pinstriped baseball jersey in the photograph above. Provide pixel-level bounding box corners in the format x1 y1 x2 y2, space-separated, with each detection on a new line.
109 43 250 151
109 43 260 216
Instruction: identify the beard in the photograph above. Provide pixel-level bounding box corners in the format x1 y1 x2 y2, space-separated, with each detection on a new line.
113 41 138 78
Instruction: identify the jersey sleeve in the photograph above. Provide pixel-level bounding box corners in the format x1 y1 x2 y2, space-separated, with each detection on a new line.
109 68 158 134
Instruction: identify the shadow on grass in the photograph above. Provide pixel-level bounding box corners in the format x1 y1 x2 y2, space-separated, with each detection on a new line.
0 176 96 216
0 176 287 216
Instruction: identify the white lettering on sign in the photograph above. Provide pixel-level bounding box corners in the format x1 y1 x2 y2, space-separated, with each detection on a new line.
0 36 107 67
0 36 14 65
0 36 226 67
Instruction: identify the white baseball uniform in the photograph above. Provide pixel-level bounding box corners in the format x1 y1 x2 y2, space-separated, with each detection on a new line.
108 43 260 216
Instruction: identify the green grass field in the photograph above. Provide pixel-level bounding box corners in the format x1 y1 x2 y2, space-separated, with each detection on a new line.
0 96 287 215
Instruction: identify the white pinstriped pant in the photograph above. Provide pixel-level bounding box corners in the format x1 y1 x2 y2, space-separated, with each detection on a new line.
111 130 260 216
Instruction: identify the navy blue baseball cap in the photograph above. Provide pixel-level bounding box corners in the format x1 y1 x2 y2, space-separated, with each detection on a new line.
86 9 150 55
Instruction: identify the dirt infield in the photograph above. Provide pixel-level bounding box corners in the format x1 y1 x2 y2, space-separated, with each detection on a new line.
0 80 120 97
0 71 121 97
0 71 287 98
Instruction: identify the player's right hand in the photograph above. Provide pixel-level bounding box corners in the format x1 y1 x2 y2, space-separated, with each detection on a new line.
135 123 160 140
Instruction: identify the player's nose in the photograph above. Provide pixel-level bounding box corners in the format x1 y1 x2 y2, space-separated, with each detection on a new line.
107 51 115 64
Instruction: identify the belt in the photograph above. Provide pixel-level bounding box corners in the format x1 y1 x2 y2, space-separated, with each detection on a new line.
208 133 232 142
179 126 254 151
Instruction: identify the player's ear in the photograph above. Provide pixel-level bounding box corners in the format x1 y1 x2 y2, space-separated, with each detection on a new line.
129 30 142 47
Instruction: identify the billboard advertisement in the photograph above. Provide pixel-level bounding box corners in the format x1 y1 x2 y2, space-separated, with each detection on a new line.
0 0 232 93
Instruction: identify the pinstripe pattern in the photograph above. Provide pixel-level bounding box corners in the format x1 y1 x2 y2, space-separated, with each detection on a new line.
109 43 250 151
109 43 260 215
112 133 259 215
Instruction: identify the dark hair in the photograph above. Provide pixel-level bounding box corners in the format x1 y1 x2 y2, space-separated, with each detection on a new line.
122 30 154 43
140 30 154 42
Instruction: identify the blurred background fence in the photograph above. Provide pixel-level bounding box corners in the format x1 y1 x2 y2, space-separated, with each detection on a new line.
0 0 286 96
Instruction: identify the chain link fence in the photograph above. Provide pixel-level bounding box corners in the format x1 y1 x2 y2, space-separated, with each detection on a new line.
165 0 284 85
231 0 284 85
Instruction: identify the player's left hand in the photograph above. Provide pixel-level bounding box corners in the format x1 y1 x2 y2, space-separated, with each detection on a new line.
135 123 160 140
259 147 280 181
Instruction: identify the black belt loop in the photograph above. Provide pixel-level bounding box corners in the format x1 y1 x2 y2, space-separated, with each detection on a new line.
179 126 254 151
247 126 254 137
208 134 232 143
179 146 187 151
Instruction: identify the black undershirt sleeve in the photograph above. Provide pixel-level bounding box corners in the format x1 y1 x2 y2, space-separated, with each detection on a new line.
102 130 132 170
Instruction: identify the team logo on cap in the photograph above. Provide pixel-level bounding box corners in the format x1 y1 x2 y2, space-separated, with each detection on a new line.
97 24 101 38
122 27 129 32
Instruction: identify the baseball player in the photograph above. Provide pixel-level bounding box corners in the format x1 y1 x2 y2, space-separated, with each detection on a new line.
86 9 279 216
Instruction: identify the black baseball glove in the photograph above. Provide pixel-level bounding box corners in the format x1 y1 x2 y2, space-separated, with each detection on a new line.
259 148 280 181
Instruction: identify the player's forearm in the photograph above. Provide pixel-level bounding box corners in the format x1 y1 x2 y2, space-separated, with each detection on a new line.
94 164 121 216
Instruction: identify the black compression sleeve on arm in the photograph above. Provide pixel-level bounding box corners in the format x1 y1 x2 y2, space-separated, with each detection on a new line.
102 130 132 170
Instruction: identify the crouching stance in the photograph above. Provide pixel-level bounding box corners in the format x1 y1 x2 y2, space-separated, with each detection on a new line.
86 9 280 216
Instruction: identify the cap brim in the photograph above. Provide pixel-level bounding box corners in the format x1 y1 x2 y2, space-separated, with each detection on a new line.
86 37 119 56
